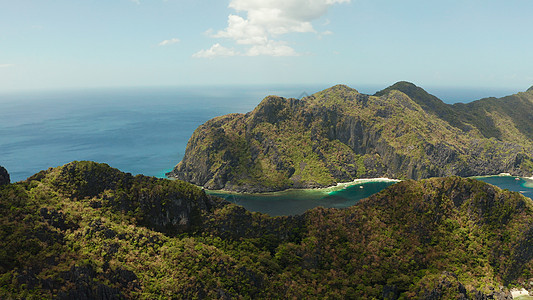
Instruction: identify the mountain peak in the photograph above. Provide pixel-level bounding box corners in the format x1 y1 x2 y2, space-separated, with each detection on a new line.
252 95 291 120
303 84 360 107
374 81 456 118
170 81 533 193
389 81 418 89
527 85 533 92
321 84 359 94
374 81 425 97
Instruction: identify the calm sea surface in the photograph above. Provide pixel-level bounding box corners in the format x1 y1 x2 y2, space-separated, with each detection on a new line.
1 85 531 216
209 180 399 216
1 85 325 182
210 176 533 216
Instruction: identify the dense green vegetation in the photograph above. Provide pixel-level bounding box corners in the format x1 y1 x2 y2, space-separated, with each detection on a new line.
1 161 533 298
169 82 533 192
376 81 533 143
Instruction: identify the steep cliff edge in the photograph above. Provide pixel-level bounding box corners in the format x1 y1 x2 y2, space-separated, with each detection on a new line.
27 161 221 234
168 83 533 192
0 166 9 185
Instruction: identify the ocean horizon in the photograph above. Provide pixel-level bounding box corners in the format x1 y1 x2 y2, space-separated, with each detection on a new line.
1 84 521 182
1 84 531 215
1 85 328 182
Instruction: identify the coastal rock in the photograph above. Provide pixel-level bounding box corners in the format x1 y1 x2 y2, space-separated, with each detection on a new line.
0 166 9 185
31 161 224 234
168 83 533 192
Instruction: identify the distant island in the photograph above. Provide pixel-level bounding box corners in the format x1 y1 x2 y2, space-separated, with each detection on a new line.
168 82 533 192
1 161 532 298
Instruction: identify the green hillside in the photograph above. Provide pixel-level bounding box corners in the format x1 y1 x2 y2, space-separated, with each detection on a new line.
1 162 533 298
169 83 533 192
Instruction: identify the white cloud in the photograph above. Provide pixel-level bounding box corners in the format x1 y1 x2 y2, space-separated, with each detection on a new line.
0 64 14 68
214 14 268 45
197 0 350 58
246 41 298 56
158 38 180 46
318 30 333 39
192 43 238 59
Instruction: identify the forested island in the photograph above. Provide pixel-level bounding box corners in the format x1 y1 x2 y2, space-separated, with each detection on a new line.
168 82 533 192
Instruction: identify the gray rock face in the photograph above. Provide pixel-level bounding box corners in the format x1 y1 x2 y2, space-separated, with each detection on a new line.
168 83 533 192
0 166 10 185
39 161 224 234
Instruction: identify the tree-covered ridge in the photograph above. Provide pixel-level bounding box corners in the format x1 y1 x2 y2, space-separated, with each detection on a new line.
1 162 533 298
376 81 533 143
169 82 533 192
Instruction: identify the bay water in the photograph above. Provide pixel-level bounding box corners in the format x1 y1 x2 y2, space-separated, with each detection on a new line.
210 176 533 216
209 179 399 216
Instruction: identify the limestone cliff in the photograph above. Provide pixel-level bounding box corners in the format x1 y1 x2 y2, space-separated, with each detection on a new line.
168 83 533 192
0 166 9 185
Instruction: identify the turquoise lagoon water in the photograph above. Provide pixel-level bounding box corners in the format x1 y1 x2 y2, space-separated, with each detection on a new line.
1 86 532 216
209 179 399 216
210 176 533 216
475 175 533 200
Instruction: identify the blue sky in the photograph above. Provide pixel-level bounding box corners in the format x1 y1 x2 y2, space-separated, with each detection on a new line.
1 0 533 92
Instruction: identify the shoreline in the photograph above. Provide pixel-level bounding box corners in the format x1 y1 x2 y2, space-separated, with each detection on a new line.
202 174 533 196
471 174 533 192
511 288 531 298
205 177 401 196
470 172 521 178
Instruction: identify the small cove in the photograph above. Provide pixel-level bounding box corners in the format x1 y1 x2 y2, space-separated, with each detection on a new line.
208 180 398 216
209 175 533 216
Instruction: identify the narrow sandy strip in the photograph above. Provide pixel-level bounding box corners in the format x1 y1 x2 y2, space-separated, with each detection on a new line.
511 288 530 298
206 178 401 195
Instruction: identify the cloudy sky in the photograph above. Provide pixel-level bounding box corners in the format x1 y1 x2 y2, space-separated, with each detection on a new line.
1 0 533 91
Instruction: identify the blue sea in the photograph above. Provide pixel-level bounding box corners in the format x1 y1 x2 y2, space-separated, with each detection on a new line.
1 85 531 216
1 85 323 182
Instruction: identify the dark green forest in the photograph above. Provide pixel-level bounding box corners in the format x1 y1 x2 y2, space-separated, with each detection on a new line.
1 161 532 299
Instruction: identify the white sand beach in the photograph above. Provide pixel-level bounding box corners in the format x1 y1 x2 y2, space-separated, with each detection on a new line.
511 288 531 298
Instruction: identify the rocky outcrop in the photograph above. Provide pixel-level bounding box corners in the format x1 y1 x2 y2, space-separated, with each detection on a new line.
0 166 9 185
168 83 533 192
32 161 225 234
